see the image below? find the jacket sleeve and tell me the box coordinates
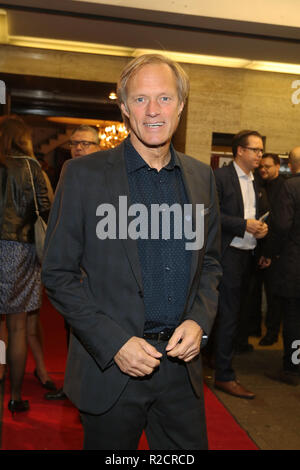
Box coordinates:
[41,161,132,371]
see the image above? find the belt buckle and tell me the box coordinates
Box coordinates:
[158,329,172,341]
[157,331,166,341]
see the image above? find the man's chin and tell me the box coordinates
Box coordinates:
[130,133,170,149]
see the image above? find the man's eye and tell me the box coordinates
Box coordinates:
[136,97,144,103]
[161,96,170,102]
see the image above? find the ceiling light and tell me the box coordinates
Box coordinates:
[245,61,300,75]
[45,116,128,150]
[4,35,300,76]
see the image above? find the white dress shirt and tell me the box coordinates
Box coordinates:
[230,161,257,250]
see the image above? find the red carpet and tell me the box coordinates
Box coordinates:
[1,293,258,450]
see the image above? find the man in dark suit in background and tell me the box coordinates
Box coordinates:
[214,130,269,399]
[42,54,222,450]
[69,125,100,159]
[267,147,300,385]
[256,153,285,346]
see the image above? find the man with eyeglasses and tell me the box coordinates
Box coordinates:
[254,154,285,347]
[69,125,100,159]
[213,130,269,399]
[266,147,300,385]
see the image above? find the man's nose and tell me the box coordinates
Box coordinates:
[146,99,160,116]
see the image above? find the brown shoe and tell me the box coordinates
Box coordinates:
[214,380,256,399]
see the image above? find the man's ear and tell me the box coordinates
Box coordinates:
[236,145,243,158]
[178,102,184,117]
[121,102,129,119]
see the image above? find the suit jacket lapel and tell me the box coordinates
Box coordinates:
[105,142,143,291]
[176,151,202,291]
[229,161,244,216]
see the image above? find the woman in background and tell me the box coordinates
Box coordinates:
[0,115,55,414]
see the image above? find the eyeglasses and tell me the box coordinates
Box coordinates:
[69,140,98,148]
[241,146,264,155]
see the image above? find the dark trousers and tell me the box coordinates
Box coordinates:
[81,340,207,450]
[281,297,300,373]
[247,259,282,339]
[215,247,255,382]
[264,262,282,338]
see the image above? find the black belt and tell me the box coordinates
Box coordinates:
[143,328,175,341]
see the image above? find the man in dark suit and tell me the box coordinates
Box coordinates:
[213,130,269,399]
[42,54,222,450]
[256,153,285,346]
[267,147,300,385]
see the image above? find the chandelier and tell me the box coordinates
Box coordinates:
[98,123,129,149]
[46,117,129,151]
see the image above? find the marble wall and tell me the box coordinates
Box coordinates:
[1,44,300,164]
[183,62,300,163]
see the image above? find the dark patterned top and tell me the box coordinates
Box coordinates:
[124,138,192,333]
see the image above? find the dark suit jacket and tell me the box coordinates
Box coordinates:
[41,140,222,414]
[271,173,300,298]
[214,161,269,257]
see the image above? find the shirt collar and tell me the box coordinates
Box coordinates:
[233,160,254,181]
[124,136,180,174]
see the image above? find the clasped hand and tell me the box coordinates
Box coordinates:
[114,320,203,377]
[246,219,268,239]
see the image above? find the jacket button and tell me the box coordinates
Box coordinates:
[138,290,144,298]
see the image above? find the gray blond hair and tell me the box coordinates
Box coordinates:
[71,125,100,145]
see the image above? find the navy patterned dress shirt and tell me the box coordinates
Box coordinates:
[124,137,192,333]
